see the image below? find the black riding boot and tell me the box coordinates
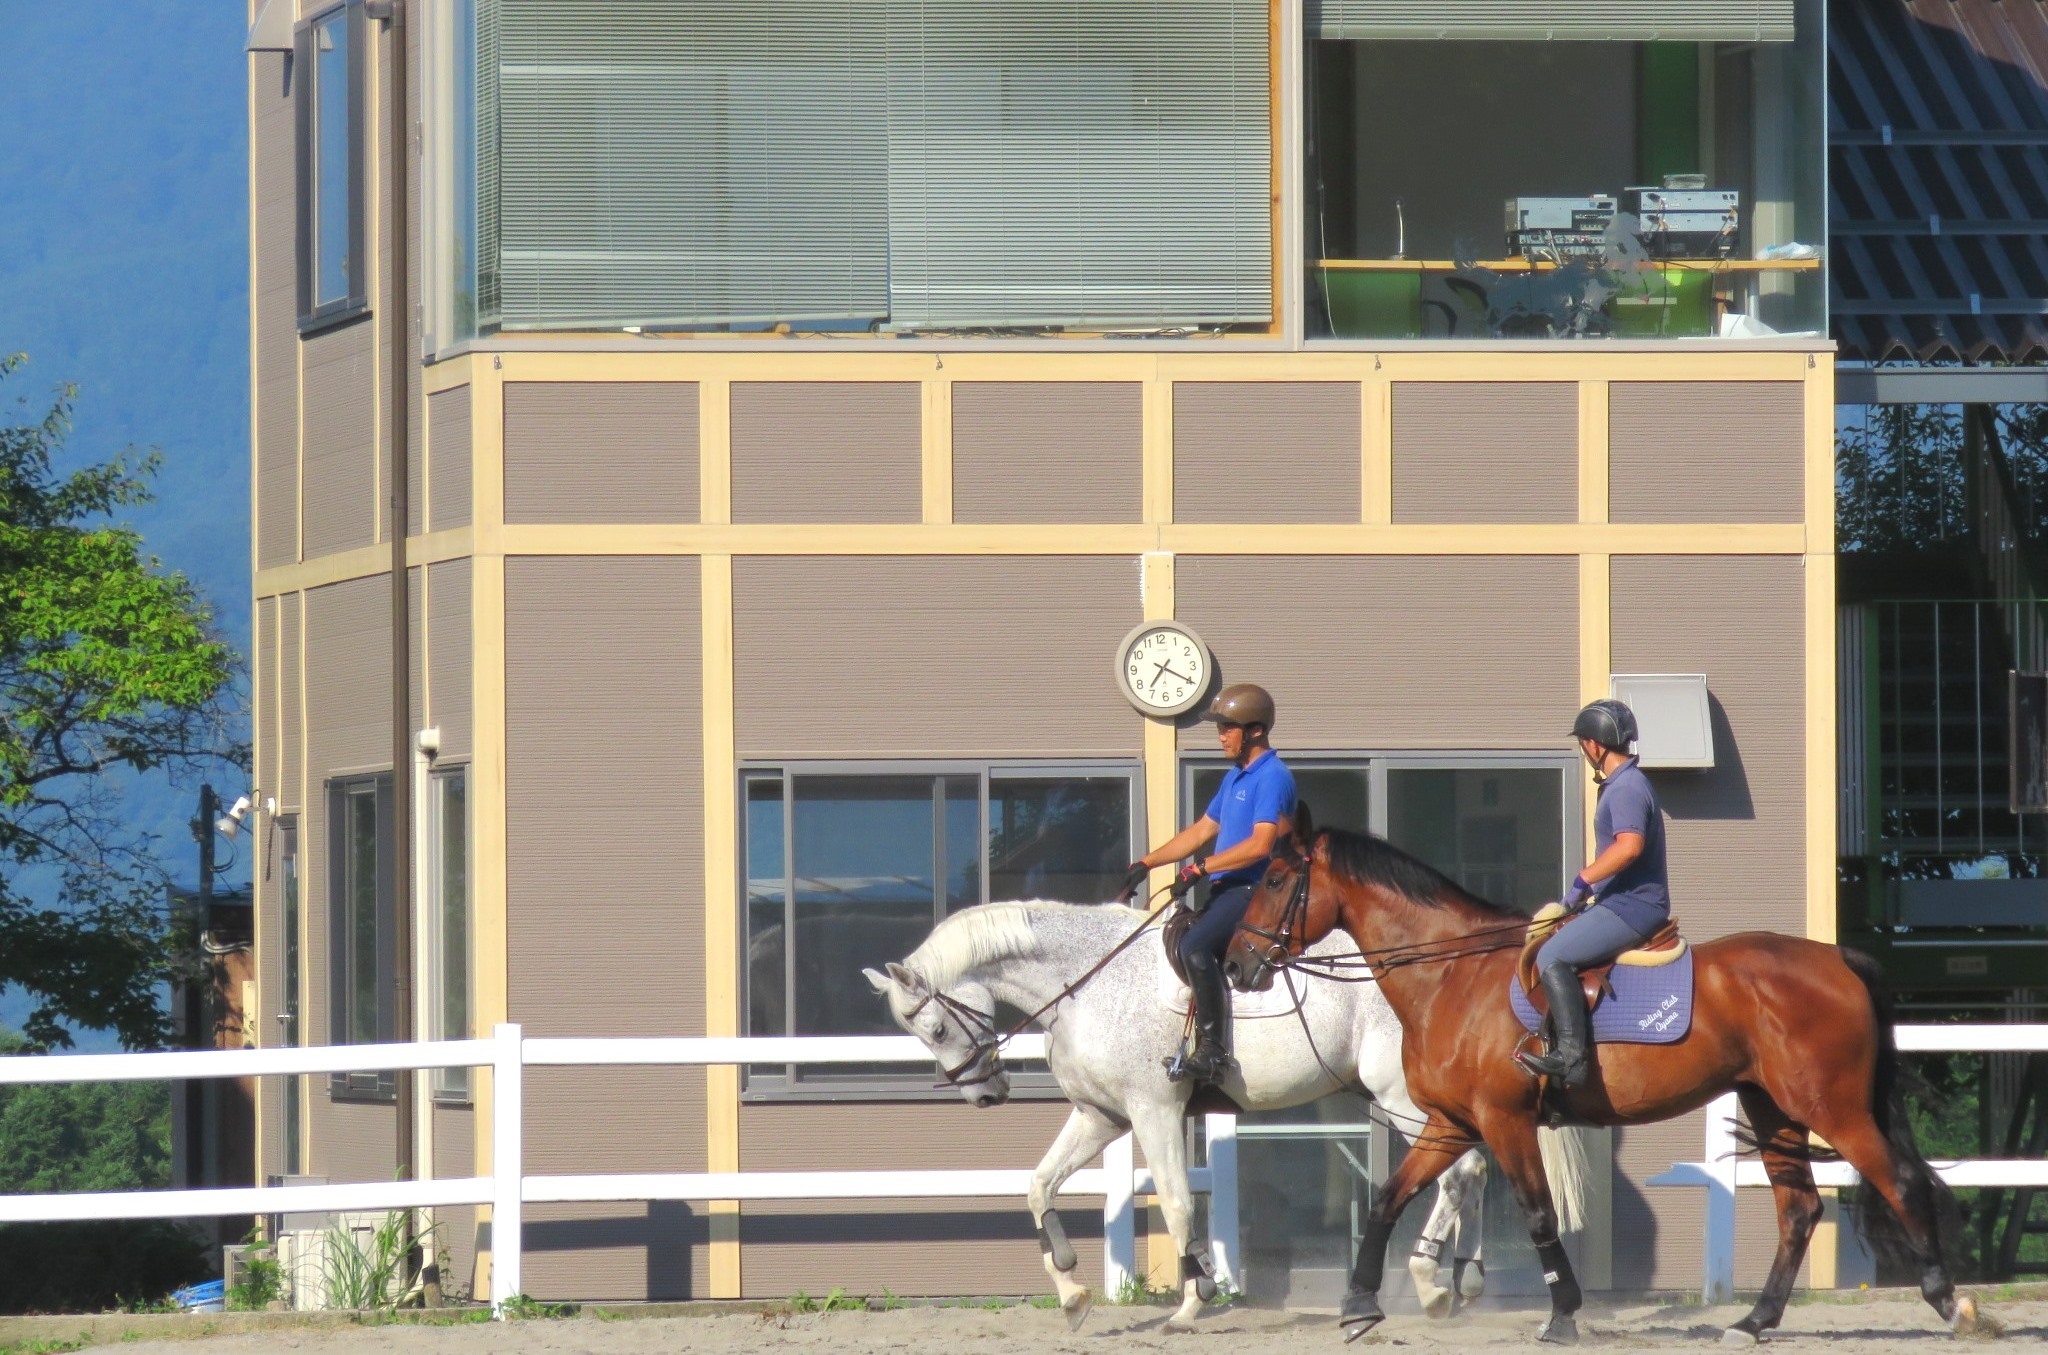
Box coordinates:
[1521,962,1592,1088]
[1168,956,1232,1085]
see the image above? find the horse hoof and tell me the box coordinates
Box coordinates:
[1418,1284,1454,1321]
[1063,1289,1093,1332]
[1339,1289,1384,1342]
[1949,1294,1982,1337]
[1167,1297,1205,1330]
[1536,1311,1579,1345]
[1456,1258,1486,1300]
[1720,1328,1759,1348]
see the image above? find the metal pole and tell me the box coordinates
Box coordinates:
[1204,1113,1240,1294]
[1102,1133,1136,1296]
[491,1023,524,1312]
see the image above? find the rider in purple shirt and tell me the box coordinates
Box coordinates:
[1519,699,1670,1089]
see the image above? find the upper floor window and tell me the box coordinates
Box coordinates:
[1306,0,1825,341]
[297,0,368,330]
[742,762,1142,1094]
[436,0,1272,345]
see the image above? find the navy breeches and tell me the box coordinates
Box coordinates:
[1179,882,1256,974]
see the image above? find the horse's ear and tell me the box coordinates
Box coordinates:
[1292,799,1316,845]
[863,967,892,995]
[885,961,926,994]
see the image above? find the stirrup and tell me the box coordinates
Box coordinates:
[1165,1046,1230,1084]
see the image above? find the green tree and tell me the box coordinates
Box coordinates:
[0,353,239,1050]
[0,1029,207,1311]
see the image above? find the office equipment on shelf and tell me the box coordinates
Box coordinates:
[1622,186,1740,259]
[1505,194,1618,235]
[1507,229,1609,262]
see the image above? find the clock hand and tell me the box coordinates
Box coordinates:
[1157,664,1196,686]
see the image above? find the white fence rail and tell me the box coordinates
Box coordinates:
[1649,1024,2048,1302]
[0,1026,1237,1310]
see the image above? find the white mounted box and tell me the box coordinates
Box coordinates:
[1610,673,1715,769]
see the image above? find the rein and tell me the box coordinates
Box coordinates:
[908,883,1180,1088]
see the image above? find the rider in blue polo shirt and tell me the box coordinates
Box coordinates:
[1520,698,1670,1089]
[1119,684,1296,1086]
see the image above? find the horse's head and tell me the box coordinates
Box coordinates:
[1224,829,1341,993]
[863,962,1012,1107]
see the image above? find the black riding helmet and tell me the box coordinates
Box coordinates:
[1572,698,1638,754]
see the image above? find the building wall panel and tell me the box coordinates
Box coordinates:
[504,382,697,525]
[952,382,1142,523]
[1173,383,1361,523]
[739,1100,1097,1297]
[255,597,284,1179]
[253,51,298,570]
[1175,556,1577,750]
[506,555,707,1299]
[1392,382,1577,523]
[730,382,921,523]
[301,325,377,559]
[428,385,472,531]
[733,556,1141,758]
[428,559,473,762]
[1609,555,1805,936]
[280,593,304,814]
[1608,382,1803,523]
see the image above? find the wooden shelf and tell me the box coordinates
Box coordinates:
[1316,257,1822,273]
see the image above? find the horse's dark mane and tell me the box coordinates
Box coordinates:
[1315,827,1523,919]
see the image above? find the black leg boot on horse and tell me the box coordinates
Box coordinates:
[1519,962,1592,1088]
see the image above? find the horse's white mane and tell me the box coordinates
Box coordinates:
[905,899,1147,991]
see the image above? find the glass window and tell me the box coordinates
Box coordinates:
[298,2,367,328]
[279,817,302,1175]
[743,762,1139,1094]
[429,768,471,1101]
[1306,0,1825,340]
[454,0,1271,339]
[1384,766,1567,914]
[328,774,394,1098]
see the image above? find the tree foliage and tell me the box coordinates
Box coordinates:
[1836,401,2048,555]
[0,1028,208,1311]
[0,354,240,1050]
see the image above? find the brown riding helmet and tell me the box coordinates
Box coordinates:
[1202,683,1276,731]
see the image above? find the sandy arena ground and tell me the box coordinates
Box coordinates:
[4,1291,2044,1355]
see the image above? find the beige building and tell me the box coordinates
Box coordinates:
[248,0,1836,1304]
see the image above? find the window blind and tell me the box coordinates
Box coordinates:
[884,0,1272,330]
[487,0,888,329]
[1307,1,1794,42]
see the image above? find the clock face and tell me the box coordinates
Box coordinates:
[1116,623,1212,717]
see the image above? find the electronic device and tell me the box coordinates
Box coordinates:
[1505,194,1617,235]
[1621,187,1739,259]
[1507,229,1609,262]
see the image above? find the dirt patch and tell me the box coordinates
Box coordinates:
[6,1289,2043,1355]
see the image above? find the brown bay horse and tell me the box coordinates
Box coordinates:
[1222,827,1982,1346]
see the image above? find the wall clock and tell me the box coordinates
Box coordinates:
[1114,621,1212,718]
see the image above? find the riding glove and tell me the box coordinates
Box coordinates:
[1562,872,1594,910]
[1118,861,1150,902]
[1171,860,1206,905]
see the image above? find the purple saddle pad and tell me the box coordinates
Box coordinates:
[1508,949,1694,1045]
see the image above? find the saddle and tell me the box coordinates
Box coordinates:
[1161,906,1196,985]
[1515,902,1685,1020]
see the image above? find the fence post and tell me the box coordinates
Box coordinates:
[1102,1132,1136,1296]
[1205,1113,1240,1294]
[1702,1092,1739,1305]
[491,1022,524,1314]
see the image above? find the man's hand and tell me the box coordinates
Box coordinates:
[1171,860,1206,902]
[1118,861,1151,902]
[1562,873,1594,910]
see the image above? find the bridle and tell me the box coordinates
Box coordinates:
[902,985,1009,1089]
[1235,838,1317,979]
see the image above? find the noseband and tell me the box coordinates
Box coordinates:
[903,986,1007,1089]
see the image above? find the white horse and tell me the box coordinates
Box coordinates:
[866,900,1588,1330]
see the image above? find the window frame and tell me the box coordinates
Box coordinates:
[427,764,473,1104]
[739,758,1145,1101]
[295,0,369,333]
[327,772,396,1101]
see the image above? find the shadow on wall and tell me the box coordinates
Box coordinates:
[1604,1136,1659,1293]
[518,1200,706,1300]
[1653,693,1754,823]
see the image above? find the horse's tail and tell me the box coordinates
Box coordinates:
[1841,947,1959,1274]
[1536,1125,1587,1237]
